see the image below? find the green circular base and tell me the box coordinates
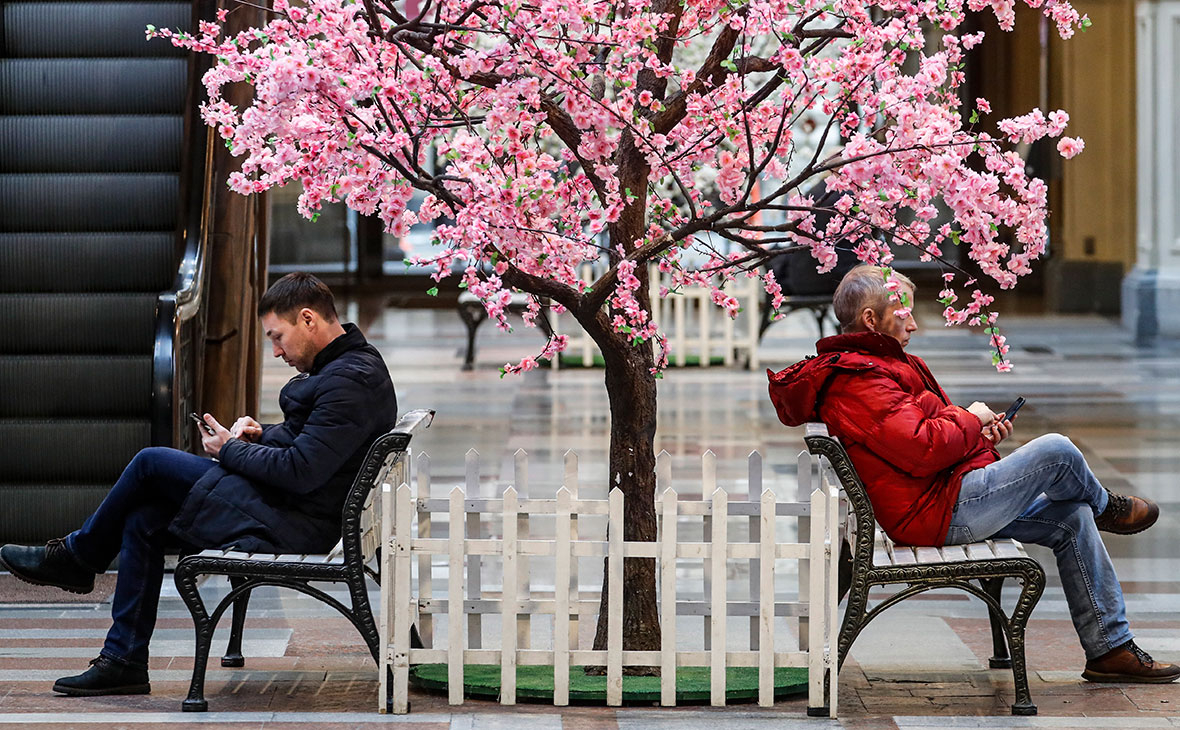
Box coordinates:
[409,664,808,703]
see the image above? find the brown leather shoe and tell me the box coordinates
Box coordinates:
[1083,640,1180,683]
[1094,491,1159,535]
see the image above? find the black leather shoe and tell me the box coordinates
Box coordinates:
[0,538,95,594]
[53,656,150,696]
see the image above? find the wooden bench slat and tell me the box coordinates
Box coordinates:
[938,545,970,562]
[990,539,1024,558]
[963,542,993,560]
[914,546,942,564]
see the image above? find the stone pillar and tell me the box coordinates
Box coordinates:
[1122,0,1180,341]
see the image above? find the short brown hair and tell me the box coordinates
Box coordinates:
[833,265,915,333]
[258,272,338,322]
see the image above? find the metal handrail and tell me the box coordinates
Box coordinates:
[151,0,217,448]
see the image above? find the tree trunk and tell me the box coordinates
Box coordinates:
[583,302,662,672]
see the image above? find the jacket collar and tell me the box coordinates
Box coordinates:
[816,330,907,360]
[309,323,366,375]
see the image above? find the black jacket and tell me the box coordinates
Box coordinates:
[169,324,397,553]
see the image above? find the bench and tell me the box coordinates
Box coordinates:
[803,423,1046,716]
[457,292,553,370]
[173,408,435,712]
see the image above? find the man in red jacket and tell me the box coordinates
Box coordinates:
[769,264,1177,683]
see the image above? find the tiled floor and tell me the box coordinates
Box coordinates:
[5,298,1180,728]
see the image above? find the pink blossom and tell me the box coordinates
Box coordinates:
[1056,136,1084,159]
[156,0,1085,376]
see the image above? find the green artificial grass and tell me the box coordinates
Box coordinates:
[558,353,727,368]
[409,664,808,703]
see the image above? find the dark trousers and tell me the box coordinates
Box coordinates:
[65,447,216,668]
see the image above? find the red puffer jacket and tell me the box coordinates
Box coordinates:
[767,331,998,546]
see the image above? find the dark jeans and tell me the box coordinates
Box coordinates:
[65,447,216,668]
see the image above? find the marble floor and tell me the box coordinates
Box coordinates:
[4,298,1180,728]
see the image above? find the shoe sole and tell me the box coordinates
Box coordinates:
[1097,502,1161,536]
[1082,669,1180,684]
[1097,512,1160,536]
[52,682,150,696]
[0,553,94,595]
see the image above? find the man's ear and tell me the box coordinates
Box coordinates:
[860,306,878,333]
[299,307,316,328]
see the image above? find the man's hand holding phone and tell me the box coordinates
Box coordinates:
[970,397,1023,444]
[191,413,231,457]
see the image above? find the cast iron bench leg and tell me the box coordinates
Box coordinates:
[175,563,212,712]
[980,577,1012,668]
[221,575,250,668]
[1007,566,1045,716]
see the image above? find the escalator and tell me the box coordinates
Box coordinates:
[0,1,211,543]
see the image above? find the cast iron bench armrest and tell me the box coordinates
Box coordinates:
[803,422,1046,717]
[173,408,435,713]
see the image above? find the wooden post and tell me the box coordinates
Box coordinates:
[554,487,572,706]
[198,1,270,442]
[448,487,465,706]
[722,301,735,366]
[673,293,687,366]
[564,451,579,651]
[514,449,530,651]
[747,278,760,369]
[709,488,727,707]
[417,452,433,647]
[501,487,518,705]
[700,292,712,368]
[758,488,776,707]
[797,450,812,652]
[826,483,840,717]
[391,484,413,714]
[702,450,715,651]
[660,488,678,707]
[465,449,482,649]
[807,487,826,713]
[378,482,393,713]
[747,451,761,650]
[606,488,624,706]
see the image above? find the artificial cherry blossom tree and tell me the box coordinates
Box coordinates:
[158,0,1087,657]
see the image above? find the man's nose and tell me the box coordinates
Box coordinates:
[272,343,283,358]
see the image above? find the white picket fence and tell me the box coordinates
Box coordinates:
[551,263,763,370]
[377,449,840,715]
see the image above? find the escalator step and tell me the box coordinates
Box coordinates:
[0,355,151,417]
[0,173,179,232]
[0,293,157,353]
[0,484,114,545]
[0,116,183,173]
[0,59,187,115]
[0,418,150,482]
[4,2,191,58]
[0,232,174,293]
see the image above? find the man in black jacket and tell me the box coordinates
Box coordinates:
[0,273,397,696]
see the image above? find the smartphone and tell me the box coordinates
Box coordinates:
[189,412,216,436]
[1000,397,1025,422]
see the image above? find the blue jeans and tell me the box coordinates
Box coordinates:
[944,433,1131,660]
[65,447,216,668]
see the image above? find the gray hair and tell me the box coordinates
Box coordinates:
[833,265,916,333]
